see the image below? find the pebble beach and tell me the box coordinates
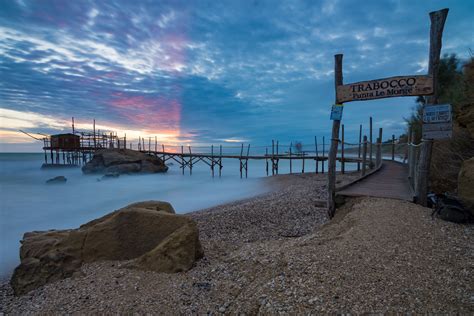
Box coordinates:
[1,172,472,314]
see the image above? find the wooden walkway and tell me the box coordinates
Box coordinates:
[337,161,413,201]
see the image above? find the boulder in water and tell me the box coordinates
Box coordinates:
[101,172,120,180]
[82,149,168,174]
[46,176,67,184]
[10,201,203,295]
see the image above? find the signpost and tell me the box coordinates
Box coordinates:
[327,8,448,216]
[336,75,433,103]
[422,104,452,140]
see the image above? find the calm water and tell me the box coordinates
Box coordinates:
[0,153,274,278]
[0,152,359,278]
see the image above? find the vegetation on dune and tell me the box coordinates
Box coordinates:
[405,53,474,194]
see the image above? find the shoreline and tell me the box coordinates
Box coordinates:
[1,171,471,314]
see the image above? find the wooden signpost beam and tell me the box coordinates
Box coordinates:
[327,54,343,218]
[416,8,449,206]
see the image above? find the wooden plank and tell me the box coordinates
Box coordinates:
[336,75,433,103]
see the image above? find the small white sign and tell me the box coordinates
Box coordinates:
[423,104,452,123]
[330,104,343,120]
[422,104,452,140]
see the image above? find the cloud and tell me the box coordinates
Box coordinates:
[0,0,473,151]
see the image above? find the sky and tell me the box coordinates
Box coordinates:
[0,0,473,152]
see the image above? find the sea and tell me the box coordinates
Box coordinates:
[0,152,355,279]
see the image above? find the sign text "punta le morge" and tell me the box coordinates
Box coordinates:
[336,75,433,103]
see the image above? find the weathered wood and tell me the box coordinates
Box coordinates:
[93,119,96,149]
[302,153,305,173]
[391,134,395,161]
[376,137,382,168]
[328,54,343,218]
[362,135,368,176]
[369,116,373,168]
[377,128,383,167]
[357,124,362,171]
[341,124,345,174]
[416,8,449,207]
[211,145,215,177]
[315,136,319,174]
[265,147,269,176]
[219,145,223,177]
[322,136,325,173]
[338,161,412,201]
[336,75,433,103]
[289,143,293,174]
[181,146,184,175]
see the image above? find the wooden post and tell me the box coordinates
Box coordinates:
[376,137,382,168]
[315,136,319,174]
[148,137,151,154]
[357,124,362,171]
[265,147,269,176]
[341,124,345,174]
[211,145,215,177]
[327,54,343,218]
[362,135,368,176]
[155,136,157,153]
[322,136,325,174]
[181,145,184,175]
[271,140,275,175]
[391,134,395,161]
[302,151,305,173]
[219,145,222,177]
[369,116,373,168]
[276,140,279,175]
[408,128,415,185]
[416,8,449,206]
[246,144,250,178]
[188,146,193,175]
[378,127,383,167]
[124,133,127,149]
[93,119,96,149]
[162,144,165,161]
[289,143,293,174]
[240,143,244,178]
[72,117,75,135]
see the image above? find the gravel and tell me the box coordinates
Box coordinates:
[1,172,472,314]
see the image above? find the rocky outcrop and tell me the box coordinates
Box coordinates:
[46,176,67,184]
[82,149,168,174]
[11,201,203,295]
[458,157,474,212]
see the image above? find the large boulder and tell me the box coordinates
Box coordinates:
[458,157,474,212]
[11,201,203,295]
[82,149,168,174]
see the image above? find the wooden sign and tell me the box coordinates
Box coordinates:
[336,75,433,103]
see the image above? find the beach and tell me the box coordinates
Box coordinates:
[1,171,472,314]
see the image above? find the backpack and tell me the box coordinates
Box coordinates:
[430,193,474,223]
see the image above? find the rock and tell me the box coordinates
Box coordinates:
[46,176,67,184]
[458,157,474,212]
[101,172,120,179]
[82,149,168,174]
[126,222,203,273]
[11,201,203,295]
